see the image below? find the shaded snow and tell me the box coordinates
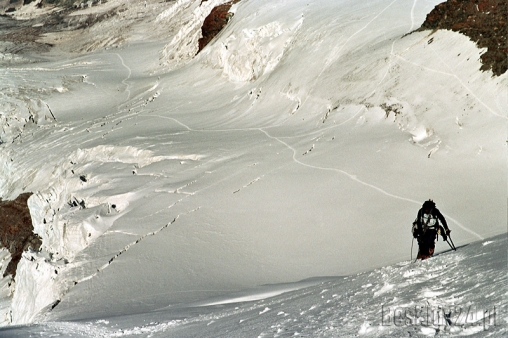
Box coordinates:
[0,234,505,337]
[0,0,506,331]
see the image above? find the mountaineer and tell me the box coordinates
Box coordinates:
[412,200,451,260]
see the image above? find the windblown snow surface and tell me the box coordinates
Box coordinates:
[0,235,505,337]
[0,0,506,336]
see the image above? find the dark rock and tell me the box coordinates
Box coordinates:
[0,193,42,278]
[0,1,119,56]
[419,0,507,76]
[197,0,240,54]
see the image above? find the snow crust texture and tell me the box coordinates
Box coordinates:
[0,0,506,330]
[0,234,505,337]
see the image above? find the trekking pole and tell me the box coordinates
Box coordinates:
[445,239,456,251]
[447,235,457,251]
[411,237,414,261]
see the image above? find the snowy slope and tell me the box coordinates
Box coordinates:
[0,0,506,329]
[0,234,505,337]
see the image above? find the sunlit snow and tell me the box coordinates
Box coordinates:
[0,0,506,336]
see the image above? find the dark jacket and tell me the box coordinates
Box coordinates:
[413,207,449,239]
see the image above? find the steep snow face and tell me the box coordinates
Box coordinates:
[0,234,505,337]
[203,10,304,81]
[11,255,60,324]
[0,0,506,326]
[160,0,234,69]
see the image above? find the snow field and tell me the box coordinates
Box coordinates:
[0,0,505,329]
[0,234,504,337]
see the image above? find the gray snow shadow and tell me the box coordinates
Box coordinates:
[0,234,505,337]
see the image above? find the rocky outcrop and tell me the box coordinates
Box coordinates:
[197,0,240,54]
[0,193,41,278]
[419,0,507,76]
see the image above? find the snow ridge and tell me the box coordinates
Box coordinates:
[1,234,505,337]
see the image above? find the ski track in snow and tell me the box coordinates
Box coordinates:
[370,40,397,98]
[258,128,419,205]
[0,0,503,328]
[0,50,156,313]
[427,43,506,120]
[113,53,132,102]
[302,0,400,109]
[258,129,482,241]
[140,111,483,241]
[324,0,400,69]
[394,54,505,120]
[408,0,418,33]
